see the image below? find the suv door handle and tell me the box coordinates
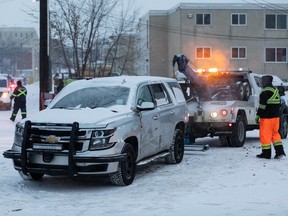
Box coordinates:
[170,110,175,114]
[153,116,159,120]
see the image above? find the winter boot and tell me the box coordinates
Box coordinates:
[256,149,271,159]
[274,145,286,159]
[10,117,15,122]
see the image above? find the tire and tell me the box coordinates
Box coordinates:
[243,82,251,101]
[219,136,231,147]
[165,129,184,164]
[234,82,245,101]
[279,113,287,139]
[30,173,44,180]
[110,143,136,186]
[18,171,44,180]
[230,116,246,147]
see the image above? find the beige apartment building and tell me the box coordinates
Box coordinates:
[138,3,288,80]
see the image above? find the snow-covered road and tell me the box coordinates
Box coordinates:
[1,83,288,216]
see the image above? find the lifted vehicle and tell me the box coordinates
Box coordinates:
[173,54,287,147]
[3,76,188,186]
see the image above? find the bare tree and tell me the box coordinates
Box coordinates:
[49,0,143,78]
[50,0,119,78]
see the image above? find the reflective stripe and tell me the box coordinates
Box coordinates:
[267,88,280,105]
[258,104,266,110]
[260,87,280,106]
[273,140,283,147]
[15,89,27,97]
[261,143,271,150]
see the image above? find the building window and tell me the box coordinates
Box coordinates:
[265,14,287,29]
[196,13,211,25]
[196,47,211,59]
[231,47,246,59]
[265,48,287,62]
[231,13,246,25]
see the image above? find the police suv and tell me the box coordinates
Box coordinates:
[3,76,188,186]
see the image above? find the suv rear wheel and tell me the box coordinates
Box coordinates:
[165,129,184,164]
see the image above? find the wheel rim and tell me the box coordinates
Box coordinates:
[123,152,134,179]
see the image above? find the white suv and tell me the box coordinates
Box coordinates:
[0,75,12,110]
[4,76,188,186]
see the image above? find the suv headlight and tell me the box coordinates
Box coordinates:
[89,128,116,150]
[1,91,9,98]
[14,123,24,147]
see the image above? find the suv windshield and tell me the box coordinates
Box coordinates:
[52,86,130,109]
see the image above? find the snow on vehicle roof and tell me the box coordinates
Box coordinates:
[65,75,176,89]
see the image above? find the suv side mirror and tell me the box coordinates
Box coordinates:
[136,101,155,111]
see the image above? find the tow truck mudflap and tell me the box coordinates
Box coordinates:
[3,121,127,177]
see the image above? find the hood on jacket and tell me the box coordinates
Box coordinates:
[261,75,273,88]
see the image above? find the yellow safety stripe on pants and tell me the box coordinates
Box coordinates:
[261,143,271,150]
[273,140,283,147]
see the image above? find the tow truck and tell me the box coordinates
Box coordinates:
[173,54,287,147]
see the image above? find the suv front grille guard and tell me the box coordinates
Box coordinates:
[21,121,80,176]
[3,121,128,177]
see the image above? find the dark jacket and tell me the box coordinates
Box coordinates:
[257,75,280,118]
[11,84,27,105]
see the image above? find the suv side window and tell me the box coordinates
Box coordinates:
[151,83,170,106]
[168,82,186,103]
[137,85,154,106]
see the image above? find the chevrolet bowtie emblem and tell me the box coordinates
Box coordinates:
[45,135,60,144]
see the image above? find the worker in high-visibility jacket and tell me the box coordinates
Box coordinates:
[255,75,286,159]
[10,80,27,121]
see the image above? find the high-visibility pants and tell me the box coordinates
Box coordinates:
[11,102,27,120]
[259,117,282,150]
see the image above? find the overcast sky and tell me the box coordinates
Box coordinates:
[0,0,287,30]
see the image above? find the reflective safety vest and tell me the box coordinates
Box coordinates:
[258,86,281,118]
[12,87,27,98]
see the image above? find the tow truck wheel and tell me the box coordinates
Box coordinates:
[234,82,245,101]
[110,143,136,186]
[230,116,246,147]
[279,113,287,139]
[243,82,251,101]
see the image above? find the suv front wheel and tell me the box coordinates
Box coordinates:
[110,143,136,186]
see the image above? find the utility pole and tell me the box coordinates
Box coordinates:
[39,0,51,110]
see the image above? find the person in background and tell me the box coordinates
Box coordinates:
[255,75,286,159]
[10,80,27,121]
[57,79,64,94]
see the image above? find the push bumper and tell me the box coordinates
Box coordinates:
[3,149,127,176]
